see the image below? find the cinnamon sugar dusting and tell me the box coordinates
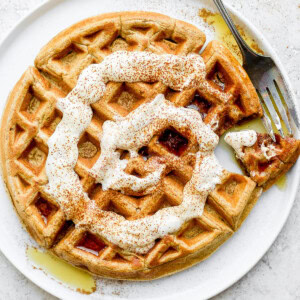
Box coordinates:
[90,95,219,195]
[225,130,278,161]
[225,130,257,159]
[78,141,98,158]
[45,50,225,253]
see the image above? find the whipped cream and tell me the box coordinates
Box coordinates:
[90,95,218,194]
[45,50,225,253]
[224,130,257,159]
[83,147,223,253]
[225,130,279,161]
[260,140,278,160]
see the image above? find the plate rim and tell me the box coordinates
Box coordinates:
[0,1,298,299]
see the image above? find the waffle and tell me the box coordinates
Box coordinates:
[1,12,263,280]
[227,132,300,190]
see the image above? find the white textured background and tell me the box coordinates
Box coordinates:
[0,0,299,299]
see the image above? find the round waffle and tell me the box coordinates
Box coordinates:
[1,12,263,280]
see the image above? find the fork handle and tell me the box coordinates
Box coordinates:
[213,0,260,65]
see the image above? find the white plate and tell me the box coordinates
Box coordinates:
[0,0,299,299]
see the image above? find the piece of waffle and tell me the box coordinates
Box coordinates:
[174,40,263,136]
[229,133,300,190]
[1,12,262,280]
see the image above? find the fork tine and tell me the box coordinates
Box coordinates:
[257,90,276,141]
[268,81,292,135]
[273,74,300,130]
[261,108,276,142]
[259,88,284,137]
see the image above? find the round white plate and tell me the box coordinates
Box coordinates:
[0,0,299,299]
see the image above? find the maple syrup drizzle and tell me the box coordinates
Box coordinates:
[76,232,106,256]
[27,247,96,294]
[186,93,213,120]
[35,198,57,223]
[158,127,188,156]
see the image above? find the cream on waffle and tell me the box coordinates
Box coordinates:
[225,130,300,190]
[1,12,264,280]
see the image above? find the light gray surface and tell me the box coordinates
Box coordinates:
[0,0,299,299]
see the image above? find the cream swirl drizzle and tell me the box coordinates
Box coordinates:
[89,95,219,194]
[224,130,257,159]
[225,130,278,160]
[45,51,225,253]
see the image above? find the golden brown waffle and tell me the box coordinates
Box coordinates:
[176,40,263,135]
[231,133,300,190]
[1,12,263,280]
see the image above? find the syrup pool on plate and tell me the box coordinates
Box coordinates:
[27,247,96,294]
[198,8,264,64]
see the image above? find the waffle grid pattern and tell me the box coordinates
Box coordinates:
[236,133,300,190]
[1,12,263,279]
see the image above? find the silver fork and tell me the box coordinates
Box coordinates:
[213,0,299,140]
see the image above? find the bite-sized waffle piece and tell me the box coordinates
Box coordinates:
[1,12,263,280]
[225,131,300,190]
